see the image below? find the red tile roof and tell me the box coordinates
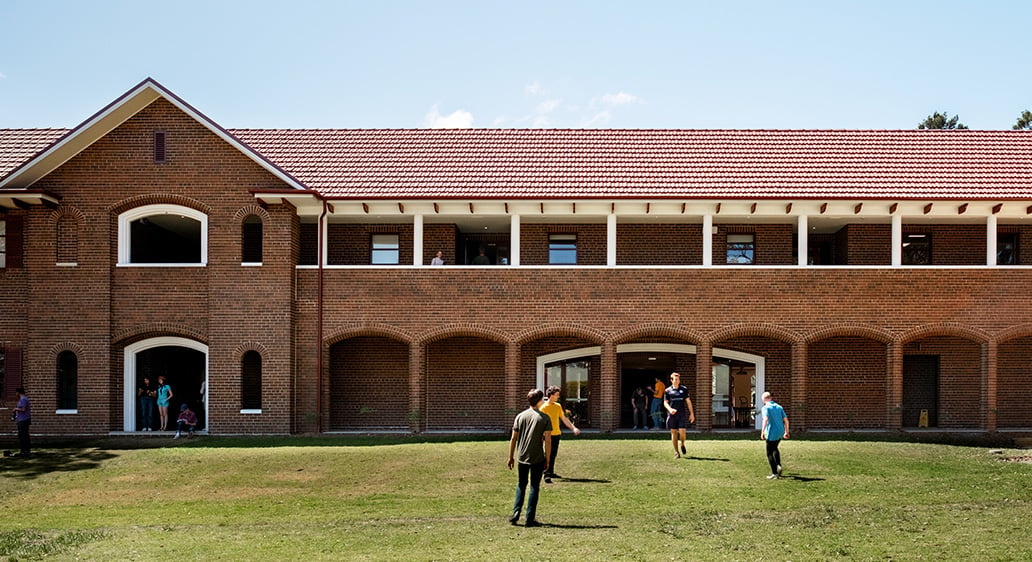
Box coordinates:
[4,128,1032,200]
[0,129,68,180]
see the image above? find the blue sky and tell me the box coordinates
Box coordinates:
[1,1,1030,130]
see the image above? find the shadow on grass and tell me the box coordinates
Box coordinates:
[683,456,731,462]
[527,523,618,529]
[553,477,611,483]
[0,449,118,481]
[783,475,824,482]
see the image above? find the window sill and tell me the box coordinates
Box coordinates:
[241,262,263,267]
[55,409,78,415]
[240,409,262,415]
[116,263,207,267]
[56,262,78,267]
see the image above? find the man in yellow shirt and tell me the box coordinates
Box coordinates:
[650,377,666,429]
[540,386,581,483]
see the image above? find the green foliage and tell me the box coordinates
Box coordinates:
[1014,110,1032,130]
[918,111,969,129]
[0,439,1030,559]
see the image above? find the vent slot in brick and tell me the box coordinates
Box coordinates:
[154,131,166,163]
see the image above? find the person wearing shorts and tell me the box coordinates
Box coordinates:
[663,372,695,459]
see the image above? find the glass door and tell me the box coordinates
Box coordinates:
[546,359,590,427]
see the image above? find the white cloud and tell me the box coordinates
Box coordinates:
[0,72,6,79]
[582,111,612,127]
[596,92,642,106]
[536,99,560,114]
[422,105,474,128]
[525,81,541,95]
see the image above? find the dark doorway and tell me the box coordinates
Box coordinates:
[902,355,939,427]
[136,346,206,431]
[457,233,510,265]
[620,353,676,428]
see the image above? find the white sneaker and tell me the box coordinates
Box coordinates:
[766,474,779,479]
[173,432,180,439]
[777,465,783,476]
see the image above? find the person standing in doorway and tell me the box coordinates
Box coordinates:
[507,388,552,527]
[156,376,173,431]
[137,377,156,431]
[663,372,695,459]
[649,377,666,429]
[761,391,789,479]
[14,388,31,458]
[631,387,648,429]
[431,250,445,265]
[472,248,490,265]
[540,386,580,483]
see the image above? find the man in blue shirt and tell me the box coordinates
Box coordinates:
[14,387,31,458]
[761,391,789,479]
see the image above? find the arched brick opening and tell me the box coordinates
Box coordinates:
[901,334,983,429]
[997,333,1032,428]
[807,335,888,429]
[328,335,410,431]
[425,335,506,430]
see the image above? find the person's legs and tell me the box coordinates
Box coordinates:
[650,399,662,428]
[511,462,530,521]
[141,398,154,430]
[670,429,680,457]
[546,435,561,476]
[17,420,30,456]
[525,461,545,523]
[766,439,781,475]
[678,428,687,454]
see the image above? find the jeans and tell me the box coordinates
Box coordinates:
[633,406,647,428]
[766,439,782,474]
[512,461,545,522]
[17,419,30,455]
[177,421,196,434]
[650,398,664,428]
[139,396,155,430]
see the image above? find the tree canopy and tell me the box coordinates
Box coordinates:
[1014,110,1032,130]
[918,112,968,130]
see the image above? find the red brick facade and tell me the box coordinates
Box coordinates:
[3,83,1032,438]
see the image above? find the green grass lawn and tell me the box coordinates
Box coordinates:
[1,435,1031,560]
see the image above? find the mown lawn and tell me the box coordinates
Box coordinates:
[1,435,1031,560]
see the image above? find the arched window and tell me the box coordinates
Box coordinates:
[241,215,263,264]
[241,350,262,412]
[57,350,78,411]
[117,204,207,265]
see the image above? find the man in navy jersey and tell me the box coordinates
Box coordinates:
[663,372,695,459]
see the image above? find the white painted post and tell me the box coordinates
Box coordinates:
[891,214,902,267]
[797,214,808,266]
[607,213,617,267]
[987,214,998,266]
[510,214,521,267]
[413,214,424,266]
[702,214,713,266]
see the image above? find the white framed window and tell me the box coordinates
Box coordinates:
[371,233,400,265]
[118,204,207,266]
[549,233,577,265]
[726,234,755,264]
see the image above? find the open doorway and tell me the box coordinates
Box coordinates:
[712,361,755,428]
[124,337,208,432]
[620,353,676,428]
[903,355,939,427]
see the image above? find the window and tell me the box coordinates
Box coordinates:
[0,215,24,269]
[0,345,22,405]
[726,234,755,264]
[370,234,400,265]
[57,351,78,411]
[902,233,931,265]
[241,350,262,411]
[118,204,207,265]
[998,233,1019,265]
[546,359,590,426]
[242,215,263,264]
[548,234,577,265]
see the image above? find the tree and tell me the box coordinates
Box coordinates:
[1013,110,1032,130]
[918,112,968,130]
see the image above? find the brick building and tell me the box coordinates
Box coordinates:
[2,78,1031,436]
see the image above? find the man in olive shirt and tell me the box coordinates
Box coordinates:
[507,389,552,527]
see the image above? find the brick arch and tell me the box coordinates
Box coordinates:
[899,323,991,345]
[232,341,271,361]
[48,205,86,226]
[232,204,271,223]
[49,341,87,364]
[324,323,414,347]
[804,324,895,345]
[706,323,801,345]
[612,323,706,346]
[108,194,212,216]
[419,323,512,346]
[994,323,1032,345]
[515,323,606,346]
[112,323,208,348]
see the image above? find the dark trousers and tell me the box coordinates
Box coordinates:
[17,419,30,455]
[512,461,545,522]
[546,435,561,475]
[633,407,647,428]
[766,439,781,474]
[139,397,155,430]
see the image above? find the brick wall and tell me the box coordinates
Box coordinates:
[807,337,887,428]
[328,336,409,430]
[426,336,506,429]
[998,336,1032,427]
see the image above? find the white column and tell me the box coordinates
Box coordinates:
[320,213,329,266]
[510,214,521,267]
[891,214,902,267]
[797,214,808,266]
[413,214,424,266]
[987,215,998,266]
[607,213,617,267]
[702,214,713,266]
